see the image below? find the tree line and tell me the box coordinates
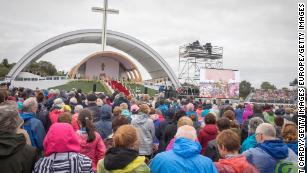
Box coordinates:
[0,58,66,78]
[239,79,297,100]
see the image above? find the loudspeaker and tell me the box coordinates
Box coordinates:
[93,84,97,92]
[144,87,148,94]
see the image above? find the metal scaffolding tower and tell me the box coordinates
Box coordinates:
[178,41,223,85]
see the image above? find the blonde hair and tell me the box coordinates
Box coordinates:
[139,104,150,114]
[177,116,193,128]
[120,103,128,109]
[114,125,138,148]
[113,106,122,116]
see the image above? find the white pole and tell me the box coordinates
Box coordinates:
[102,0,108,51]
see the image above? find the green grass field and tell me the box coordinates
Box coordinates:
[124,83,158,97]
[50,80,157,96]
[49,80,111,94]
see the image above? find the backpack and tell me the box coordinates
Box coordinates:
[36,103,51,131]
[274,160,299,173]
[158,104,168,117]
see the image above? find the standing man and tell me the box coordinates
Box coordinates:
[20,97,46,152]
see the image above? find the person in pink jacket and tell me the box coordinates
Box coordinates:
[33,123,93,172]
[165,116,194,151]
[76,109,106,171]
[243,104,253,123]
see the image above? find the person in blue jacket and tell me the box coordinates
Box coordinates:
[94,104,113,139]
[243,123,297,173]
[149,125,218,173]
[235,104,243,125]
[20,97,46,152]
[240,117,264,153]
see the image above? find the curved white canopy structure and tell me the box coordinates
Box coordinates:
[7,29,180,88]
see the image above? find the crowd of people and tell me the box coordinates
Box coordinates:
[0,85,301,173]
[249,89,296,104]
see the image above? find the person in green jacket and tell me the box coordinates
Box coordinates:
[97,125,150,173]
[263,111,275,124]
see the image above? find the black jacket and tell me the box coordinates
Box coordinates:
[36,103,51,132]
[157,118,177,152]
[86,103,102,123]
[113,97,130,109]
[0,131,38,173]
[204,139,220,162]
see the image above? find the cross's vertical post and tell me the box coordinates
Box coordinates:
[102,0,108,51]
[92,0,119,51]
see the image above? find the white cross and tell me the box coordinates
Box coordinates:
[92,0,119,51]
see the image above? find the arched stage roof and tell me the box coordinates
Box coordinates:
[69,51,143,82]
[7,29,180,88]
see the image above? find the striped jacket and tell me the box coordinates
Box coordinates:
[33,152,94,173]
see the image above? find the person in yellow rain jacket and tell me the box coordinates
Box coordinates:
[97,125,150,173]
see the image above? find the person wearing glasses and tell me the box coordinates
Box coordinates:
[242,123,297,173]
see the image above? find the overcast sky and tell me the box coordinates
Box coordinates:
[0,0,298,88]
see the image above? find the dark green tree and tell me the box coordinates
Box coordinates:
[55,70,67,76]
[282,87,289,90]
[1,59,9,68]
[0,64,9,77]
[290,78,298,86]
[0,59,14,77]
[260,81,276,90]
[239,80,252,99]
[25,61,57,76]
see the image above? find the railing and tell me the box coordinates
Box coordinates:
[13,76,68,81]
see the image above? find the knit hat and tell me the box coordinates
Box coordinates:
[121,109,131,118]
[62,105,72,112]
[87,93,97,102]
[0,105,21,132]
[53,98,64,109]
[130,104,139,112]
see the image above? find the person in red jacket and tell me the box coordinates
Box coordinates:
[198,113,218,154]
[76,109,106,171]
[49,98,64,124]
[214,130,259,173]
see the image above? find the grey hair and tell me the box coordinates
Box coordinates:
[249,117,264,134]
[23,97,38,112]
[74,105,83,113]
[255,123,276,138]
[175,125,197,141]
[0,104,21,132]
[54,89,60,96]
